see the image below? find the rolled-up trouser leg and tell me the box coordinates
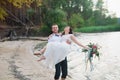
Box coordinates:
[54,62,61,79]
[61,58,68,79]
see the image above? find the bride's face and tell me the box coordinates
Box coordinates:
[64,27,70,34]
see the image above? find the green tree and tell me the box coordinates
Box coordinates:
[43,9,67,30]
[0,0,118,33]
[0,0,42,20]
[69,14,84,28]
[93,0,109,25]
[81,0,93,20]
[0,7,8,20]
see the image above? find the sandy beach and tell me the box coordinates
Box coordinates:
[0,40,55,80]
[0,32,120,80]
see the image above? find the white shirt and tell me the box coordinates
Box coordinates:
[48,34,61,42]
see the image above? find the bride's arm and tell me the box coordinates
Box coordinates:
[70,34,88,49]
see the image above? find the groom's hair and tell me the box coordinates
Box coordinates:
[51,24,58,28]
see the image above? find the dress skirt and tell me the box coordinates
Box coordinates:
[43,42,70,68]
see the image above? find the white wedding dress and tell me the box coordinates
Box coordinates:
[43,34,72,68]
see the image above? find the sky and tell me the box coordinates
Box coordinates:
[93,0,120,17]
[104,0,120,17]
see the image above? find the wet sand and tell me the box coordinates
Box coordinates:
[0,41,54,80]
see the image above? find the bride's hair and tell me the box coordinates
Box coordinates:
[62,26,73,35]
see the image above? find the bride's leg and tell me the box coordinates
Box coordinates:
[37,55,46,61]
[34,46,46,55]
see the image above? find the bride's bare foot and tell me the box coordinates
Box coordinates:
[37,56,46,62]
[34,50,43,55]
[34,53,41,55]
[34,48,45,55]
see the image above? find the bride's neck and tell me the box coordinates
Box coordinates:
[65,32,69,35]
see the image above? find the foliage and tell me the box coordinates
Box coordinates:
[69,14,84,28]
[92,0,117,26]
[0,0,119,36]
[82,42,101,71]
[85,16,95,26]
[75,25,120,33]
[39,25,51,36]
[0,7,8,20]
[26,8,35,20]
[105,16,117,25]
[43,9,67,31]
[29,25,51,36]
[82,43,100,58]
[8,0,42,8]
[0,0,42,20]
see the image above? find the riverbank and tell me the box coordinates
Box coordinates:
[0,32,120,80]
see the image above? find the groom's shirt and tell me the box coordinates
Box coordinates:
[48,33,61,42]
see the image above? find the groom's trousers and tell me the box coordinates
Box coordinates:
[54,58,68,79]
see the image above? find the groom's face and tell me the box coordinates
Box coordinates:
[52,25,59,33]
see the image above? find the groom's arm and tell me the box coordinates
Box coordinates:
[48,34,52,39]
[48,34,53,42]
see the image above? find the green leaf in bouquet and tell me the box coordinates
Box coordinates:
[96,52,99,57]
[82,49,88,52]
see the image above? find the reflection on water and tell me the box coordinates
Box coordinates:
[68,32,120,80]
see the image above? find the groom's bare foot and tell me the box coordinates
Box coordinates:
[37,56,46,62]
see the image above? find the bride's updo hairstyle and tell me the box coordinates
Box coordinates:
[62,26,73,35]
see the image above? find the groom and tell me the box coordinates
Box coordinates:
[48,24,68,80]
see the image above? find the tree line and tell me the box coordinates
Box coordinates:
[0,0,117,35]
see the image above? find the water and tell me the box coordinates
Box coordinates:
[67,32,120,80]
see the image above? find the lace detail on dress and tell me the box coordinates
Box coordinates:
[61,34,72,43]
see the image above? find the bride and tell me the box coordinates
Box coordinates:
[35,26,88,67]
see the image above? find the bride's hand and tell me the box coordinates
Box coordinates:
[84,46,90,50]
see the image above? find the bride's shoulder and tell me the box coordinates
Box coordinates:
[69,34,76,39]
[69,34,74,36]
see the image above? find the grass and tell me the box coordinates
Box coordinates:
[75,25,120,33]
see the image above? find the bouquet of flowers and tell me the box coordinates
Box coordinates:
[82,43,101,71]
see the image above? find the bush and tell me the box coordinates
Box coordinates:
[69,14,84,29]
[29,25,51,36]
[75,25,120,33]
[44,9,67,31]
[39,25,51,36]
[27,8,35,19]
